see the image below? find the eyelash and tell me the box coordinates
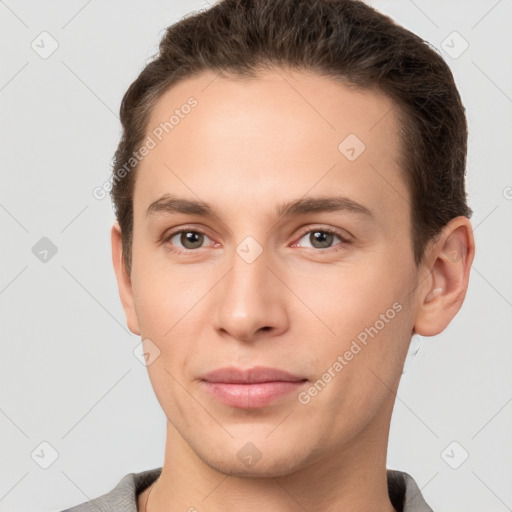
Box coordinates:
[164,226,351,255]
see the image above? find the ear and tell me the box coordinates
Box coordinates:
[111,222,140,335]
[413,216,475,337]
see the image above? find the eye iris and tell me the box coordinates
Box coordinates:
[310,231,333,248]
[181,231,203,249]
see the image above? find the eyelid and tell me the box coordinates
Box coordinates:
[294,225,352,242]
[163,224,210,239]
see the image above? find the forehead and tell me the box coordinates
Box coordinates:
[134,68,409,226]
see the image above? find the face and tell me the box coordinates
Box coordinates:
[116,68,426,477]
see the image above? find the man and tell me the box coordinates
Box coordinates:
[62,0,474,510]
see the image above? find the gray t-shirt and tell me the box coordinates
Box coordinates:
[60,467,433,512]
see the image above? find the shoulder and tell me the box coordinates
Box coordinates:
[387,469,434,512]
[58,467,162,512]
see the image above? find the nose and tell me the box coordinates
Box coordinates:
[213,247,289,344]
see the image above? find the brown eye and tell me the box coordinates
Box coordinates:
[309,231,335,249]
[167,230,211,252]
[295,228,349,250]
[180,231,204,249]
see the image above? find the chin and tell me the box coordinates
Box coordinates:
[190,435,318,479]
[203,454,305,479]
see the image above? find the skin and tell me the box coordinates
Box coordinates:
[111,68,475,512]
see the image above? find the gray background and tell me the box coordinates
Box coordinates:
[1,0,511,511]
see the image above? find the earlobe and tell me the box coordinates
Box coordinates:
[111,222,141,335]
[413,216,475,337]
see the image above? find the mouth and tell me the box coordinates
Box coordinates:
[200,366,308,409]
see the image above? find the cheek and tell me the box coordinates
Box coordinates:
[288,260,402,339]
[133,269,200,416]
[130,262,214,379]
[307,311,412,439]
[338,301,414,414]
[131,259,205,338]
[299,260,414,393]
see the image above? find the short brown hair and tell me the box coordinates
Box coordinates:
[111,0,472,275]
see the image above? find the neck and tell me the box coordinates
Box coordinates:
[142,394,397,512]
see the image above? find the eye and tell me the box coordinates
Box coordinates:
[165,229,213,253]
[164,226,351,255]
[293,227,351,251]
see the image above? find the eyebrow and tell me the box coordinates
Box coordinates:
[146,194,374,220]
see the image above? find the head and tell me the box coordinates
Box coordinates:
[111,0,474,478]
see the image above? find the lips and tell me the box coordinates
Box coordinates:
[201,366,306,384]
[200,366,308,409]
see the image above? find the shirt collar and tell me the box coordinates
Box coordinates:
[62,467,433,512]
